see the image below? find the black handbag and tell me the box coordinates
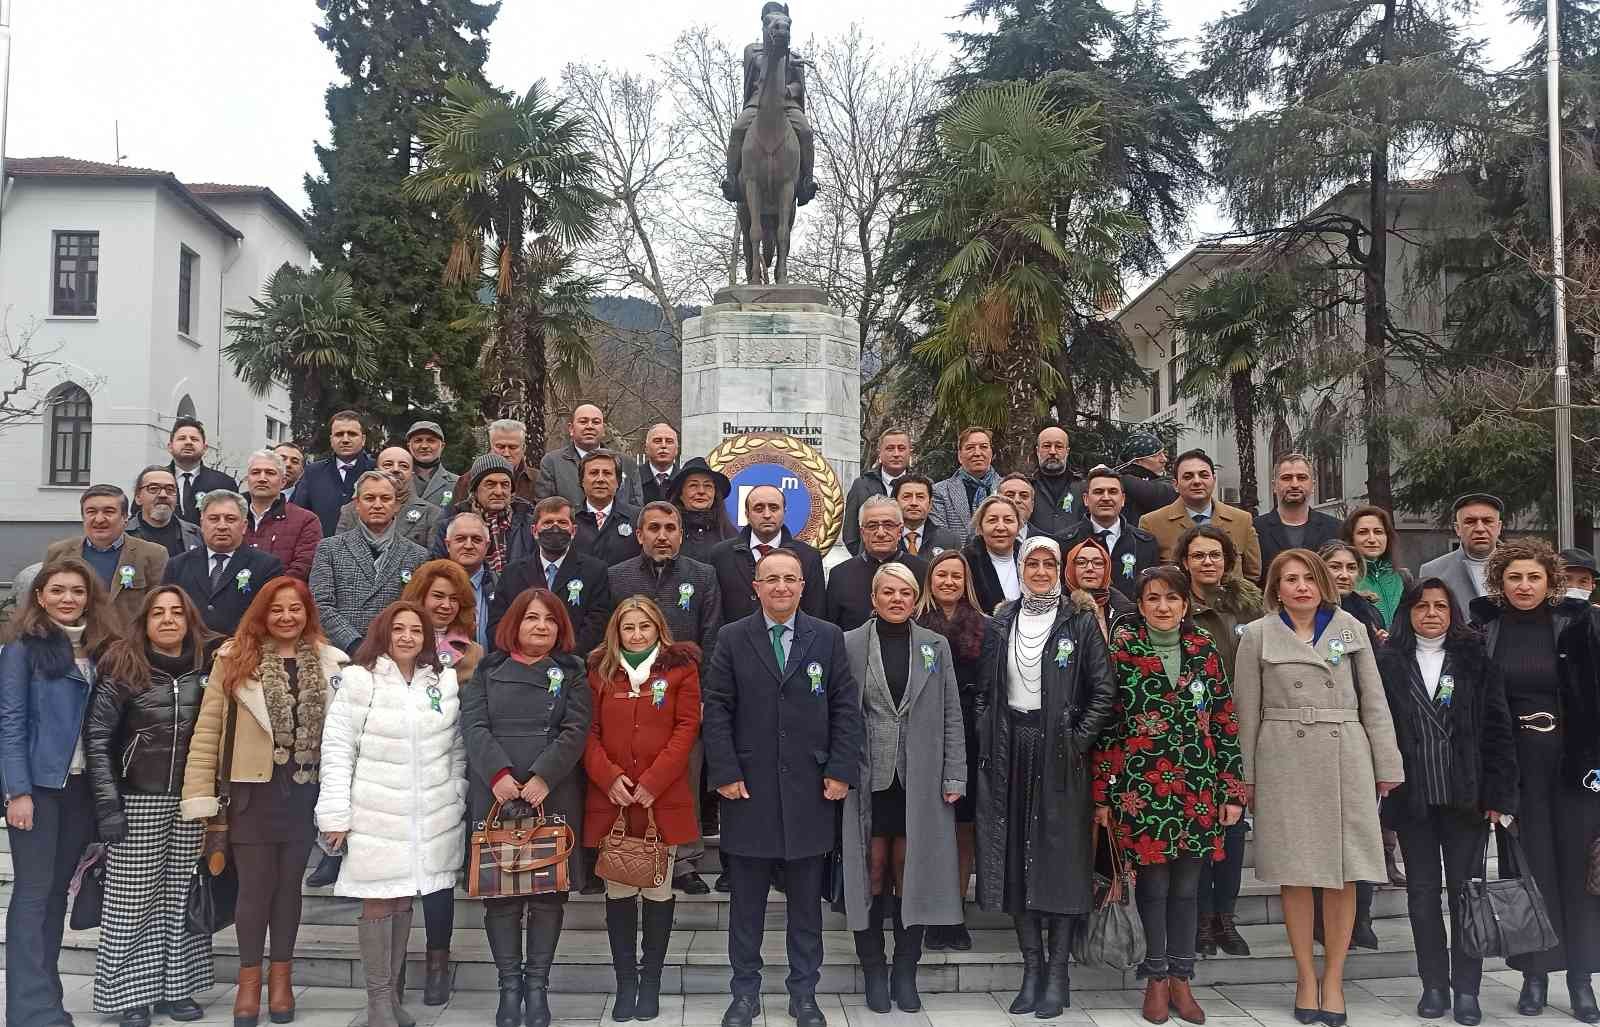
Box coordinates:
[1458,824,1560,959]
[68,844,106,931]
[184,857,239,935]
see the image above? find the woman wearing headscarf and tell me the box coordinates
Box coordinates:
[842,562,966,1015]
[975,536,1117,1020]
[916,551,990,952]
[1064,537,1135,642]
[666,458,737,564]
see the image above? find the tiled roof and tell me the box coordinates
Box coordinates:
[187,182,309,235]
[6,156,244,239]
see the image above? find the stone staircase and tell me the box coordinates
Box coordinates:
[0,828,1497,994]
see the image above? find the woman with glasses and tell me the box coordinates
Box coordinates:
[1063,538,1133,642]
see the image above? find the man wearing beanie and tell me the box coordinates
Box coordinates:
[431,453,538,572]
[407,420,460,509]
[1117,432,1177,523]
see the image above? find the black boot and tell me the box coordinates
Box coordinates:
[854,895,890,1014]
[1518,974,1548,1017]
[1009,913,1045,1014]
[1351,883,1378,950]
[523,901,565,1027]
[484,904,524,1027]
[890,898,924,1013]
[1417,987,1450,1019]
[1035,916,1073,1019]
[1570,977,1599,1024]
[606,899,639,1023]
[635,898,674,1022]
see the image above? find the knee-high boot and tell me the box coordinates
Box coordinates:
[854,894,890,1014]
[484,902,525,1027]
[890,897,924,1013]
[389,906,417,1027]
[635,898,674,1022]
[357,910,400,1027]
[606,898,639,1023]
[1035,916,1073,1019]
[524,902,565,1027]
[1009,913,1045,1014]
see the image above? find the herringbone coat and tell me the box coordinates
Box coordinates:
[309,531,430,653]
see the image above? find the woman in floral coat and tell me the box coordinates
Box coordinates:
[1093,566,1246,1026]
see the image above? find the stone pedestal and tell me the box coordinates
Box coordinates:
[681,286,861,489]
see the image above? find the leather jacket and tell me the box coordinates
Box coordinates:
[86,653,210,839]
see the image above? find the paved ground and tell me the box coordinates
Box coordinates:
[27,972,1598,1027]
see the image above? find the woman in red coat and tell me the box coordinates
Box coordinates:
[584,597,702,1023]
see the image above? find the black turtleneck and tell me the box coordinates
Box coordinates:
[877,617,912,706]
[147,641,198,679]
[1497,604,1560,716]
[136,516,188,557]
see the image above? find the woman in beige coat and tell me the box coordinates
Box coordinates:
[1233,550,1403,1027]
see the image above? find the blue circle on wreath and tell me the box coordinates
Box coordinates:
[726,463,814,539]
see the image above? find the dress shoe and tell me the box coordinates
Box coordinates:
[1453,993,1482,1026]
[1417,988,1451,1019]
[714,875,732,893]
[788,995,827,1027]
[720,996,760,1027]
[120,1007,152,1027]
[946,923,973,951]
[1294,982,1321,1025]
[1350,917,1379,951]
[924,925,950,951]
[1317,1011,1347,1026]
[163,1000,205,1022]
[1570,979,1600,1025]
[1141,979,1171,1024]
[674,874,711,895]
[1519,974,1548,1016]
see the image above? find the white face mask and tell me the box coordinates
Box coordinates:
[1567,587,1594,602]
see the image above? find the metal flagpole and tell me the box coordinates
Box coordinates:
[0,0,13,254]
[1549,0,1576,549]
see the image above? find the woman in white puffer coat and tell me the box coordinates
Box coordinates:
[316,600,467,1027]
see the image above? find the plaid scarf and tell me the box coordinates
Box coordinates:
[476,502,514,572]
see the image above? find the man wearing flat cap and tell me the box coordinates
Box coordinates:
[407,420,459,509]
[1117,432,1177,523]
[1420,493,1504,612]
[1561,548,1599,605]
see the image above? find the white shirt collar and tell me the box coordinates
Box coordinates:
[205,547,236,565]
[588,502,613,518]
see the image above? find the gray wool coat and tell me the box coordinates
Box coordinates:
[840,619,967,930]
[1232,608,1405,888]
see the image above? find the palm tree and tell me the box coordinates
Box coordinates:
[404,76,609,450]
[224,263,384,443]
[901,82,1141,469]
[1169,268,1306,512]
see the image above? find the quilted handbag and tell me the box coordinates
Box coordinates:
[467,800,576,898]
[68,844,106,931]
[1072,822,1146,972]
[595,807,671,890]
[1459,825,1559,959]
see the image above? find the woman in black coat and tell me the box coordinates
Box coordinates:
[1470,539,1600,1022]
[975,537,1117,1020]
[85,587,218,1027]
[667,459,737,564]
[462,588,593,1027]
[1377,579,1517,1026]
[963,496,1023,616]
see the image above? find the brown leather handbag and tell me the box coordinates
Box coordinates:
[467,801,575,898]
[595,807,671,890]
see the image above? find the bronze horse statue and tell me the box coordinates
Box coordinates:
[738,8,801,285]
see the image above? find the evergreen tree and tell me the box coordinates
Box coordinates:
[1198,0,1494,511]
[303,0,499,459]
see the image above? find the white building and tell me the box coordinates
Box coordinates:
[0,156,302,579]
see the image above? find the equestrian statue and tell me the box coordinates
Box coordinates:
[721,1,816,285]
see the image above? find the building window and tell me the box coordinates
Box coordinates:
[176,394,197,419]
[52,231,99,316]
[1168,352,1181,406]
[266,416,286,443]
[1270,416,1292,468]
[1312,398,1343,503]
[1150,369,1162,415]
[178,247,198,335]
[47,383,93,486]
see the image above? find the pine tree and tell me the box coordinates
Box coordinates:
[303,0,499,459]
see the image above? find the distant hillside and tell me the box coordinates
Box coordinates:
[592,295,700,336]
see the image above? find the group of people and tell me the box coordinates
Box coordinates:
[4,409,1599,1027]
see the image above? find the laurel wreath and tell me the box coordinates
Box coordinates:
[707,432,845,552]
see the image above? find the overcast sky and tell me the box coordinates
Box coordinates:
[4,0,1536,259]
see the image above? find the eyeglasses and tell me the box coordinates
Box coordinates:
[141,484,178,496]
[756,575,803,586]
[1188,553,1225,564]
[1073,557,1107,569]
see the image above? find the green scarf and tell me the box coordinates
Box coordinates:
[1358,557,1405,625]
[622,645,657,669]
[1148,624,1182,685]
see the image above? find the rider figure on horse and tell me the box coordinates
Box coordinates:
[721,1,817,207]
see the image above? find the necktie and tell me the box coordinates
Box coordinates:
[1097,530,1112,548]
[594,510,607,531]
[182,472,195,515]
[339,463,351,485]
[756,543,772,559]
[210,552,229,590]
[545,562,558,589]
[1193,512,1210,524]
[769,623,787,672]
[906,531,920,556]
[657,472,669,488]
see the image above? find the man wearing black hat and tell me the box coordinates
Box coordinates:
[407,420,460,509]
[431,454,538,572]
[1419,493,1504,612]
[1561,548,1599,604]
[669,458,739,563]
[1118,432,1177,524]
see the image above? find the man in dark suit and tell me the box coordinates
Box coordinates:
[637,422,681,505]
[444,511,496,650]
[891,475,958,558]
[1029,425,1083,538]
[703,548,863,1027]
[535,404,642,508]
[842,428,912,555]
[825,496,928,632]
[292,409,375,537]
[1254,453,1342,574]
[709,485,825,623]
[1057,465,1160,595]
[572,450,643,566]
[491,497,613,655]
[162,490,284,635]
[166,416,237,524]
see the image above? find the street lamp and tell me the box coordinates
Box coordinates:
[1548,0,1576,549]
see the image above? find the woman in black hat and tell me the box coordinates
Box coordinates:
[668,458,737,564]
